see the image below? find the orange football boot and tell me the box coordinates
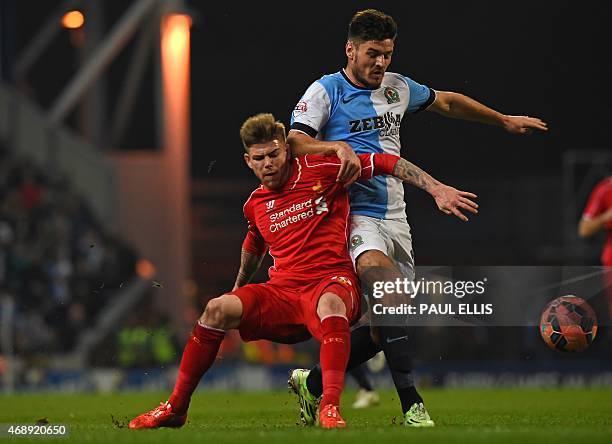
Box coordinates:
[318,404,347,429]
[128,401,187,429]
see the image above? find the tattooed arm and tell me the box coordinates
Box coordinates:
[392,157,442,193]
[232,249,265,291]
[392,157,479,222]
[237,200,266,290]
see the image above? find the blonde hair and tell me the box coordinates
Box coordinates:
[239,113,286,151]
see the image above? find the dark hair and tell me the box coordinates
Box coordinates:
[348,9,397,43]
[239,113,286,152]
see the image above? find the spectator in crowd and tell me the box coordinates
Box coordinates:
[0,145,137,357]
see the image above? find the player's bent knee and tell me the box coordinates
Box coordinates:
[317,292,347,319]
[355,250,397,276]
[201,298,225,328]
[356,250,403,293]
[201,294,243,330]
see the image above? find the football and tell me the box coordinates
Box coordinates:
[540,295,598,352]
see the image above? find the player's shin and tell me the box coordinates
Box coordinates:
[168,321,226,415]
[378,325,423,412]
[319,315,350,408]
[307,324,381,397]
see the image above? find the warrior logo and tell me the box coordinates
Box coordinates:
[314,196,328,215]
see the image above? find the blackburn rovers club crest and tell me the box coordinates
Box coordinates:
[350,234,364,251]
[384,86,400,104]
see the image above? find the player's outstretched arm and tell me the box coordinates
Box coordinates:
[428,91,548,135]
[578,208,612,238]
[391,157,479,222]
[287,130,361,186]
[232,249,265,291]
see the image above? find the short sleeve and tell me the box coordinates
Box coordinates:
[290,81,331,138]
[358,153,399,180]
[404,76,436,113]
[242,200,266,255]
[582,181,607,220]
[303,154,398,181]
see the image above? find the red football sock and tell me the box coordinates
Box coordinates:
[319,315,350,407]
[168,321,225,414]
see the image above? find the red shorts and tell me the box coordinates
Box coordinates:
[229,274,360,343]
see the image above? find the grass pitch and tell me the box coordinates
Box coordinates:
[2,388,611,443]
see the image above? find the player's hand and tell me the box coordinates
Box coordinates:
[335,142,361,187]
[503,115,548,134]
[602,207,612,223]
[430,184,478,222]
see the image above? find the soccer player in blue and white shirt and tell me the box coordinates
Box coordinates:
[288,9,548,427]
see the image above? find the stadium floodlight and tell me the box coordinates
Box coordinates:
[137,259,157,279]
[160,12,191,147]
[61,10,85,30]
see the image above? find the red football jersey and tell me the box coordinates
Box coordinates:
[242,153,398,285]
[582,177,612,266]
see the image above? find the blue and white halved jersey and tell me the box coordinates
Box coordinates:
[290,69,435,220]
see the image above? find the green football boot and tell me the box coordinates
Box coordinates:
[288,369,321,426]
[404,402,435,427]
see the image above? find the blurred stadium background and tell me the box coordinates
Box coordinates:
[0,0,610,395]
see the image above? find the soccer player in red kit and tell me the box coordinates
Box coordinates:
[580,177,612,266]
[579,176,612,317]
[128,113,477,430]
